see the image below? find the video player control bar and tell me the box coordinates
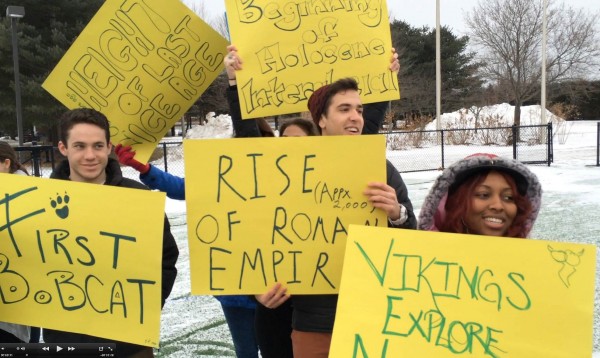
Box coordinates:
[0,343,116,357]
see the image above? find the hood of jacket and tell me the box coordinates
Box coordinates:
[418,154,542,237]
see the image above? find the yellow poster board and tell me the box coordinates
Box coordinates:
[225,0,399,118]
[184,135,387,294]
[330,225,597,357]
[0,174,166,347]
[42,0,229,163]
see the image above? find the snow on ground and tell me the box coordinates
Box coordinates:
[129,105,600,357]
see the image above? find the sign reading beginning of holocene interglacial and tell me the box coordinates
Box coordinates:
[225,0,400,119]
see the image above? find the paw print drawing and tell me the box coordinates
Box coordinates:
[50,192,70,219]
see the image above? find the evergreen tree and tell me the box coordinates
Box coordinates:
[0,0,103,142]
[390,20,482,122]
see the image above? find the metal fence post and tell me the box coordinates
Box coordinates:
[162,142,168,173]
[597,122,599,167]
[547,122,553,166]
[440,129,445,169]
[31,141,41,176]
[512,125,517,159]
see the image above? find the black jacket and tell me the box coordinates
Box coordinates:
[227,85,416,334]
[291,160,416,332]
[227,85,262,138]
[44,159,179,357]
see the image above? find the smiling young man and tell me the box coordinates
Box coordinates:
[288,77,417,358]
[46,108,179,358]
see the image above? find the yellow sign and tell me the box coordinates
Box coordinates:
[184,135,387,294]
[225,0,399,118]
[0,174,166,347]
[330,225,597,357]
[42,0,229,163]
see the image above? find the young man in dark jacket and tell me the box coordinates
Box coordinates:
[45,108,179,358]
[291,77,417,357]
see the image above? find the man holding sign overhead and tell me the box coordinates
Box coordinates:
[287,74,416,357]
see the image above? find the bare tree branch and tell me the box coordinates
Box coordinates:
[466,0,600,125]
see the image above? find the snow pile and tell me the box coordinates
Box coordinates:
[426,103,564,130]
[184,112,233,140]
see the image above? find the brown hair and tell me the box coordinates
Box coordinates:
[441,170,533,238]
[307,78,359,133]
[279,117,318,136]
[255,118,275,137]
[0,141,29,175]
[59,108,111,145]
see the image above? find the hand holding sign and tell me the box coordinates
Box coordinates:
[115,144,150,174]
[255,283,290,309]
[390,48,400,72]
[225,45,243,80]
[363,181,403,223]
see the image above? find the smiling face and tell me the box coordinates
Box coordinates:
[58,123,112,184]
[464,171,518,236]
[318,90,364,136]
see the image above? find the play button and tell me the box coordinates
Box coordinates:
[56,346,63,352]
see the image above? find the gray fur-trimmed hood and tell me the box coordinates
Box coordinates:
[418,153,542,236]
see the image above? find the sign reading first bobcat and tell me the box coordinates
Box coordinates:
[42,0,229,164]
[0,175,166,347]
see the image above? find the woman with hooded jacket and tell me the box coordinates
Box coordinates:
[418,153,542,238]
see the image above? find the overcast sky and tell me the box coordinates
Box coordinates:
[189,0,600,36]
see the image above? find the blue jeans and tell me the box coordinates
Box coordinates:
[220,304,259,358]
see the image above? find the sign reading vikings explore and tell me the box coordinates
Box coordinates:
[224,0,400,119]
[330,225,597,357]
[0,175,166,347]
[184,135,387,294]
[42,0,229,163]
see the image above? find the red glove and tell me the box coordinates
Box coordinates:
[114,144,150,174]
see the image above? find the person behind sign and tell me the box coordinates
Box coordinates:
[278,117,319,137]
[0,141,29,175]
[281,76,416,357]
[418,153,542,238]
[115,143,260,358]
[112,122,278,358]
[44,108,179,358]
[224,44,391,137]
[113,117,317,358]
[227,45,342,358]
[0,141,32,344]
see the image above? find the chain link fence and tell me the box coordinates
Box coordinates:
[384,123,553,172]
[12,124,553,178]
[596,122,600,167]
[13,144,55,177]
